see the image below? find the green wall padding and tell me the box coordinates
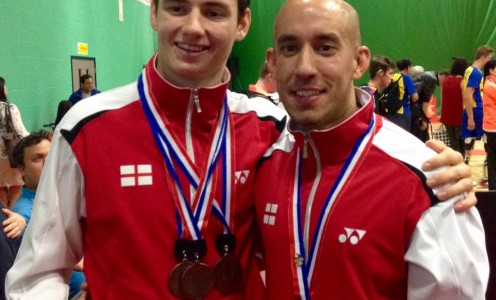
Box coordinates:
[2,0,496,129]
[0,0,156,131]
[230,0,496,94]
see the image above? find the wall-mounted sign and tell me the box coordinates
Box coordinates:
[119,0,124,22]
[77,42,88,55]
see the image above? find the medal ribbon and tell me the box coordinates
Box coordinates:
[290,115,376,299]
[138,71,234,240]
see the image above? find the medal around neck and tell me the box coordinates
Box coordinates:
[180,260,214,299]
[213,233,243,293]
[169,258,193,299]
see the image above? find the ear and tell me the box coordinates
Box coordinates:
[235,9,251,41]
[150,0,158,32]
[352,46,370,81]
[18,165,25,178]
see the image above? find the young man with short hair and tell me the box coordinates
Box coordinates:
[7,1,284,299]
[462,45,494,159]
[361,55,395,107]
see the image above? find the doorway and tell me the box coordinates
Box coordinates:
[71,56,97,93]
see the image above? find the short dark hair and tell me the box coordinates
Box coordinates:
[152,0,250,21]
[80,74,93,85]
[12,130,51,168]
[396,59,412,71]
[450,57,470,77]
[369,56,394,79]
[484,59,496,80]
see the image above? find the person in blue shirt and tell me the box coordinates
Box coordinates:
[68,74,100,105]
[11,131,85,299]
[389,58,419,132]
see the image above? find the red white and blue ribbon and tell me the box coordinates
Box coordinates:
[290,115,376,299]
[138,70,234,241]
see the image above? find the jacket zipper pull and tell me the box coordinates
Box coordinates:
[303,134,309,159]
[193,89,202,113]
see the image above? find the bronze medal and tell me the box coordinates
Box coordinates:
[180,261,214,299]
[213,254,243,293]
[169,260,193,299]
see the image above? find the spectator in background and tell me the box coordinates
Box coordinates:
[363,55,395,94]
[390,59,418,131]
[0,77,26,300]
[0,189,21,300]
[11,131,86,299]
[411,67,449,142]
[462,45,494,160]
[483,59,496,190]
[0,77,29,208]
[240,60,281,107]
[361,55,395,108]
[441,57,470,157]
[68,74,100,105]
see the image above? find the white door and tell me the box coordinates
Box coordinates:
[71,57,96,93]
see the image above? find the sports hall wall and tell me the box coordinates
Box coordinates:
[2,1,496,131]
[0,0,156,131]
[230,0,496,92]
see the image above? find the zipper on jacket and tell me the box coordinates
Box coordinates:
[303,134,309,159]
[193,89,202,113]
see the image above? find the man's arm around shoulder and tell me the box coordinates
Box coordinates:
[405,193,489,300]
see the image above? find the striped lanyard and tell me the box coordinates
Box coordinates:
[138,71,235,240]
[290,115,376,299]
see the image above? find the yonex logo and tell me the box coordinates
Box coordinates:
[338,228,366,245]
[235,170,250,184]
[263,203,278,226]
[120,165,153,187]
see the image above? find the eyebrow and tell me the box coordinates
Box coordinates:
[277,33,341,45]
[276,34,298,45]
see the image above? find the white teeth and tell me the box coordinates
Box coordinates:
[177,43,204,52]
[295,90,320,97]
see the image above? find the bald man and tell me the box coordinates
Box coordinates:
[255,0,488,299]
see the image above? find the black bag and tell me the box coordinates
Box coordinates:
[2,103,22,167]
[375,75,403,115]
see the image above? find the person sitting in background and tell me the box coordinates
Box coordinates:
[68,74,100,105]
[11,131,86,299]
[0,192,21,300]
[0,77,29,210]
[441,57,470,157]
[483,59,496,190]
[0,76,27,299]
[411,67,449,142]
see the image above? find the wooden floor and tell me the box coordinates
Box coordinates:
[468,139,489,192]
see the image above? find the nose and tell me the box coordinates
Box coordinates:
[182,8,205,37]
[294,45,317,80]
